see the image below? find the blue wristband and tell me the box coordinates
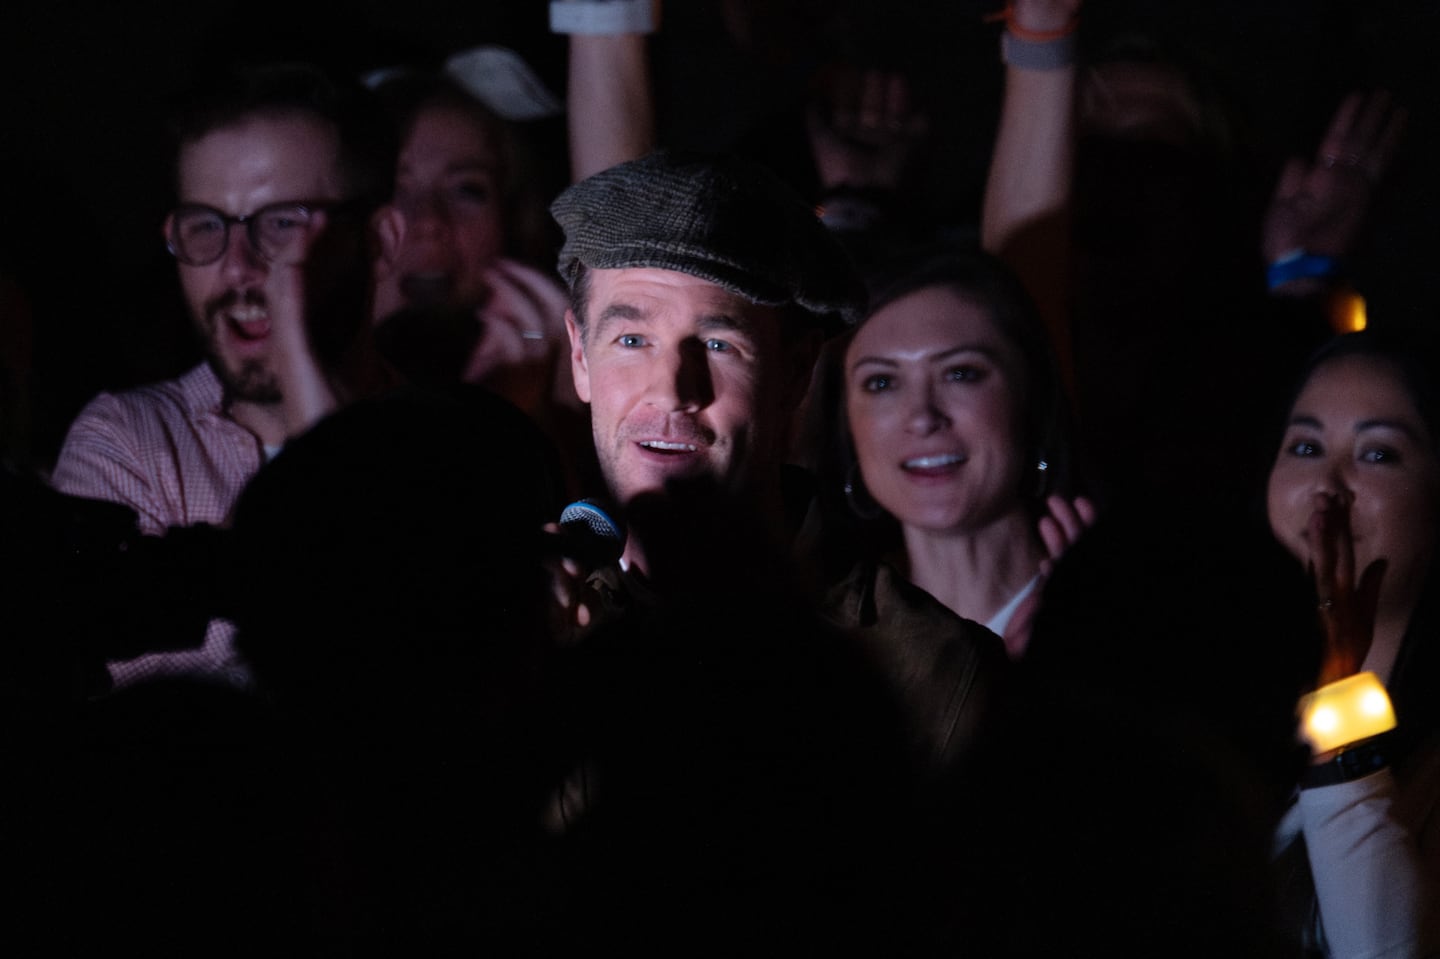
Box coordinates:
[1000,31,1076,70]
[1267,250,1339,291]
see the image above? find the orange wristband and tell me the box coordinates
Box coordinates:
[982,4,1079,42]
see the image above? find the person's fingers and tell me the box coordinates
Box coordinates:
[884,72,910,126]
[1356,557,1387,629]
[1316,91,1406,185]
[488,256,561,295]
[1046,494,1087,544]
[547,566,592,637]
[264,262,308,358]
[267,206,330,317]
[543,521,601,634]
[883,72,931,140]
[1370,101,1408,177]
[1037,515,1066,561]
[1321,91,1363,148]
[549,563,574,611]
[370,204,405,272]
[1331,500,1355,604]
[857,68,886,132]
[826,65,861,133]
[1349,90,1390,149]
[507,264,572,331]
[1037,494,1097,562]
[483,260,568,334]
[1310,505,1338,602]
[1272,157,1307,204]
[1310,505,1351,682]
[557,559,594,631]
[542,523,571,601]
[1347,92,1402,183]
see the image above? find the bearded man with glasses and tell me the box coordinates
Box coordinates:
[49,62,393,690]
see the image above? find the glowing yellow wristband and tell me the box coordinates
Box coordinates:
[1299,672,1396,754]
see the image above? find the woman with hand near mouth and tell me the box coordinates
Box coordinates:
[1266,329,1440,958]
[366,67,578,413]
[366,32,658,496]
[365,63,598,496]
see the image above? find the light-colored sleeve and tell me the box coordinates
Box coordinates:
[1299,769,1440,958]
[51,394,168,536]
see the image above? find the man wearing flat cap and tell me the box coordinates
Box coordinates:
[552,148,865,580]
[538,150,936,952]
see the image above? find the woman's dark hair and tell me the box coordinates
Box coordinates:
[371,70,557,267]
[1282,328,1440,454]
[807,247,1079,574]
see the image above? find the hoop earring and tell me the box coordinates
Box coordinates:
[844,463,885,521]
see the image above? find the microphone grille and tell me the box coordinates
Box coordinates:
[559,498,625,544]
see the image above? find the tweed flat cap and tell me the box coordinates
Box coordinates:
[552,150,866,327]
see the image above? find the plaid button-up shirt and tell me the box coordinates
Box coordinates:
[52,363,263,689]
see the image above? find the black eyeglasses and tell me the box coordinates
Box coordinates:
[165,201,331,267]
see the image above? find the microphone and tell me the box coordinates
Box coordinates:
[556,498,626,568]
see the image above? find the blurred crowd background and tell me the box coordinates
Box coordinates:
[1,0,1436,469]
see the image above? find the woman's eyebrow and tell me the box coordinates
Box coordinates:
[849,343,997,371]
[1356,417,1424,441]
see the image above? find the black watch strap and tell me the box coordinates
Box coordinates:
[1300,732,1395,789]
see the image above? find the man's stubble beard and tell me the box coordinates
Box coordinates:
[218,356,283,405]
[201,288,283,405]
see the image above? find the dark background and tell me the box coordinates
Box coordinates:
[1,0,1436,467]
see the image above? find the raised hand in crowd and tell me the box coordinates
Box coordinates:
[1307,495,1385,688]
[1037,493,1098,578]
[463,258,578,420]
[981,0,1082,256]
[1262,91,1407,293]
[262,210,344,439]
[1006,493,1098,658]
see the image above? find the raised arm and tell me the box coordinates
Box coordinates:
[260,207,394,446]
[558,0,659,182]
[981,0,1080,255]
[1294,496,1440,958]
[980,0,1081,390]
[1261,91,1406,302]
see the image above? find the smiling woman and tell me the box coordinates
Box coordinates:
[798,250,1090,787]
[1266,329,1440,957]
[815,250,1091,659]
[1267,341,1440,678]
